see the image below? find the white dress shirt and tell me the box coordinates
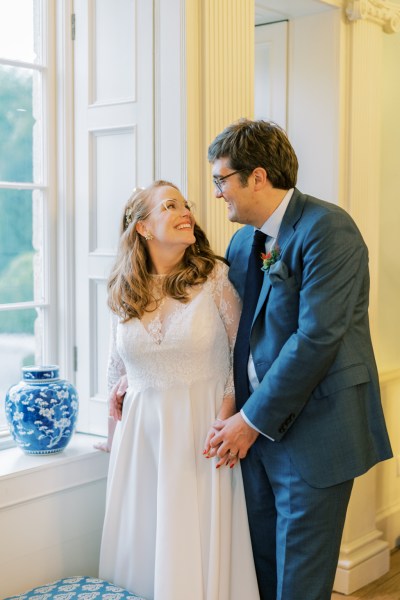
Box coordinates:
[240,189,294,440]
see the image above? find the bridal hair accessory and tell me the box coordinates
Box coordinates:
[125,207,133,227]
[261,245,280,272]
[124,187,146,228]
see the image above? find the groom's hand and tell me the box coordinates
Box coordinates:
[209,412,259,460]
[109,375,128,421]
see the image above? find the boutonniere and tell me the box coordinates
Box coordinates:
[261,246,280,272]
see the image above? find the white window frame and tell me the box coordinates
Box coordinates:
[1,0,187,444]
[0,0,64,448]
[54,0,75,383]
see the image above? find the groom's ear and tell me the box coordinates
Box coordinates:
[253,167,267,189]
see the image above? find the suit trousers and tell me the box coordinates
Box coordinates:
[241,435,353,600]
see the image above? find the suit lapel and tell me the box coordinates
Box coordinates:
[252,189,305,325]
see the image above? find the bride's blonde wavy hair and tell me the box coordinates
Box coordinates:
[108,180,219,320]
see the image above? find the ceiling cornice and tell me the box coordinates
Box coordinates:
[346,0,400,33]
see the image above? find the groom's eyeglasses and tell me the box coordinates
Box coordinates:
[213,169,246,194]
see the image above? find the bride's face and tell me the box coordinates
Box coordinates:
[143,186,196,248]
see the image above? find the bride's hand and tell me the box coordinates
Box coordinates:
[203,419,239,469]
[203,419,223,455]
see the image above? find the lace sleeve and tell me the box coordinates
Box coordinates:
[106,313,127,394]
[208,261,241,401]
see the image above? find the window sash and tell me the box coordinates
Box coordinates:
[0,0,58,441]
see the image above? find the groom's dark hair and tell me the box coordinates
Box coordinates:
[208,119,298,190]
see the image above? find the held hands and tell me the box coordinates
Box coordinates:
[204,419,239,468]
[203,412,259,469]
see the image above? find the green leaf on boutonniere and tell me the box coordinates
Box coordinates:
[261,246,280,272]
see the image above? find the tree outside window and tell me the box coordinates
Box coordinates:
[0,0,51,433]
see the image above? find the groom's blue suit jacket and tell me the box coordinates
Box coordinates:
[226,188,392,488]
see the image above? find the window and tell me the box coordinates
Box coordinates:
[0,0,56,436]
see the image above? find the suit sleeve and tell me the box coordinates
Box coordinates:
[241,210,370,440]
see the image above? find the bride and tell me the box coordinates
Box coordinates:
[98,181,260,600]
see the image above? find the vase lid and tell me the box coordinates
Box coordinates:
[22,365,60,381]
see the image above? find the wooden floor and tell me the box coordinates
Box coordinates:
[331,549,400,599]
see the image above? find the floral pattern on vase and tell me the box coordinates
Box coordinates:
[5,365,79,454]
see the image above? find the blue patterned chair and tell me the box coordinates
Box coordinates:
[3,576,147,600]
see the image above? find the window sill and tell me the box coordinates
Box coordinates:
[0,433,109,509]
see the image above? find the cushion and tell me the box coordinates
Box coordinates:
[3,576,147,600]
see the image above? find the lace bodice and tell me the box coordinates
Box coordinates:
[107,261,241,398]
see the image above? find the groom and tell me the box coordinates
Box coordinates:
[207,119,392,600]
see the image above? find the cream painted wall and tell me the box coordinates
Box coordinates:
[376,28,400,373]
[288,9,341,204]
[374,12,400,549]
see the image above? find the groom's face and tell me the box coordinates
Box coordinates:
[211,157,254,225]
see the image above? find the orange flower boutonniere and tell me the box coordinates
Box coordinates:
[261,246,280,272]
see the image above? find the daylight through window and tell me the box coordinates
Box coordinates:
[0,0,53,434]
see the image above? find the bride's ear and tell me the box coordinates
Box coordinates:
[136,221,147,237]
[136,221,154,241]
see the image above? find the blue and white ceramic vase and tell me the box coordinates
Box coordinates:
[5,365,79,455]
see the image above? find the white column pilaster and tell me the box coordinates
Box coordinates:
[341,8,381,326]
[334,1,400,593]
[185,0,254,255]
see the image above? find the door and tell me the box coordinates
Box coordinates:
[74,0,154,434]
[255,21,288,128]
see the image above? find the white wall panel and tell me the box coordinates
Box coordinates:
[91,127,136,253]
[92,0,136,103]
[0,436,109,598]
[74,0,153,434]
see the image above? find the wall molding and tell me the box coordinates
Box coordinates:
[334,528,390,594]
[345,0,400,33]
[379,367,400,385]
[376,498,400,549]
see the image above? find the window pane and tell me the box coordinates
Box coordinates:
[0,65,43,183]
[0,1,50,439]
[0,0,41,64]
[0,309,40,431]
[0,189,43,304]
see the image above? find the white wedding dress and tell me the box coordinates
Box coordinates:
[99,261,260,600]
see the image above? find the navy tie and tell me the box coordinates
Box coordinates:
[234,230,267,409]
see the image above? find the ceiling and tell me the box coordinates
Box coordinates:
[254,0,337,25]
